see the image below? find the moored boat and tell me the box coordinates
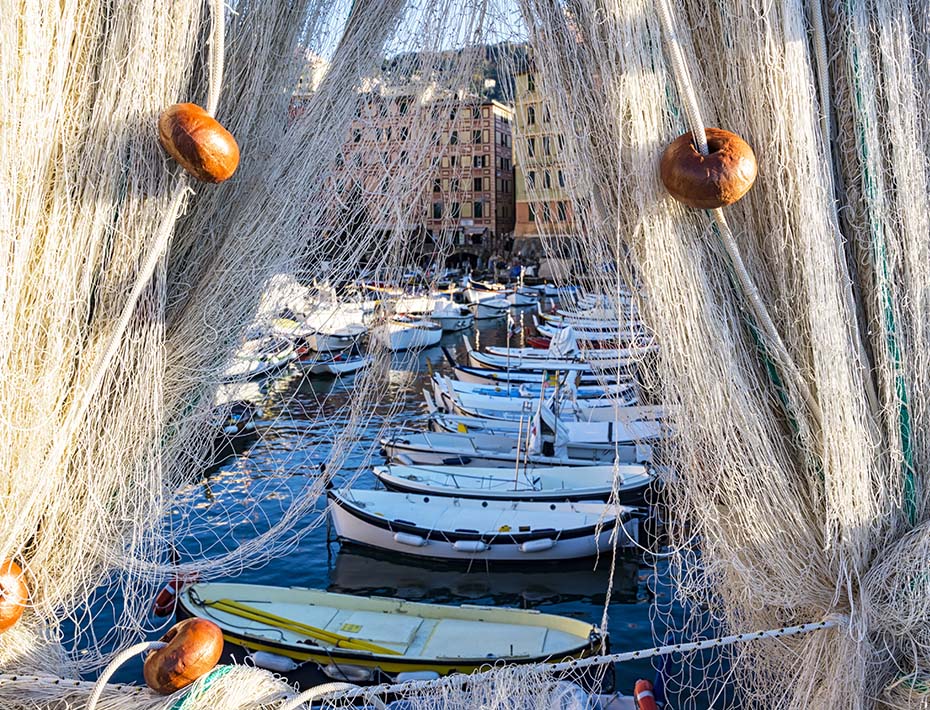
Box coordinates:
[371,317,442,351]
[380,429,652,466]
[298,352,373,376]
[176,582,607,680]
[372,462,654,503]
[221,336,297,381]
[469,297,510,319]
[328,489,639,561]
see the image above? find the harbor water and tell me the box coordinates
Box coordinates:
[90,315,707,702]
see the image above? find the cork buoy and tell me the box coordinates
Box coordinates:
[660,128,757,209]
[158,103,239,183]
[143,618,224,694]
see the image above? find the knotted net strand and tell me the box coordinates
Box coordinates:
[4,0,930,707]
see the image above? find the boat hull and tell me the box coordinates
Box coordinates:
[329,492,638,562]
[176,582,605,680]
[373,465,653,504]
[470,300,509,319]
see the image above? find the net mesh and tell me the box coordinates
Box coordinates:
[3,0,930,707]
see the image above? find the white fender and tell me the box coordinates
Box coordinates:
[453,540,489,553]
[393,531,426,547]
[248,651,299,673]
[520,538,555,553]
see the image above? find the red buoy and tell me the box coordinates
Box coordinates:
[634,679,658,710]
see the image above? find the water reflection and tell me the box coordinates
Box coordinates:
[329,546,643,607]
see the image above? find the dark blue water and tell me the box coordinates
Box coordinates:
[90,316,726,706]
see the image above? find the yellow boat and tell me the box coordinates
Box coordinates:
[178,582,606,680]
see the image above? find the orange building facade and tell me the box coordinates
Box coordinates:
[330,91,515,261]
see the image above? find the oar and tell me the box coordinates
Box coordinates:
[206,599,400,656]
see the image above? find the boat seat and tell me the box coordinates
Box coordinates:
[243,602,339,637]
[423,619,548,659]
[325,610,423,648]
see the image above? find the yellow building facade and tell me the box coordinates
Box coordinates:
[512,71,575,252]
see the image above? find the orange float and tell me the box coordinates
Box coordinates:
[143,618,224,694]
[634,679,658,710]
[0,560,28,634]
[660,128,757,209]
[158,103,239,183]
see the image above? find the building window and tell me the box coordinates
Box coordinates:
[473,177,483,192]
[528,138,535,157]
[558,134,565,151]
[472,106,481,120]
[398,98,410,115]
[528,203,536,221]
[473,155,482,168]
[399,150,407,165]
[450,107,458,121]
[557,201,567,221]
[450,155,457,167]
[543,104,551,122]
[386,127,393,141]
[543,136,551,156]
[542,203,551,222]
[527,106,536,125]
[450,130,458,145]
[433,202,443,219]
[433,178,441,193]
[450,178,459,193]
[473,130,482,144]
[558,170,565,187]
[527,171,536,188]
[474,201,484,218]
[483,155,490,167]
[450,202,461,218]
[543,171,551,189]
[379,103,387,118]
[353,129,361,143]
[527,74,535,92]
[400,126,409,141]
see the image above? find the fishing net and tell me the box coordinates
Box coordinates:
[4,0,930,707]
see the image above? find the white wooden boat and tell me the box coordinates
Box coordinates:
[299,304,370,353]
[485,343,657,362]
[428,300,474,331]
[450,361,607,387]
[380,429,652,466]
[436,374,635,401]
[328,489,639,561]
[371,317,442,351]
[534,318,643,343]
[508,287,540,307]
[374,294,474,332]
[177,582,606,678]
[299,352,372,376]
[372,463,654,504]
[469,297,510,319]
[428,411,665,443]
[221,337,297,381]
[431,377,639,424]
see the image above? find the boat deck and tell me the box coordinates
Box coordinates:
[203,597,582,660]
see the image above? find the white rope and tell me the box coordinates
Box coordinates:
[310,617,843,702]
[206,0,226,116]
[38,183,189,503]
[653,0,824,432]
[85,641,166,710]
[278,682,387,710]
